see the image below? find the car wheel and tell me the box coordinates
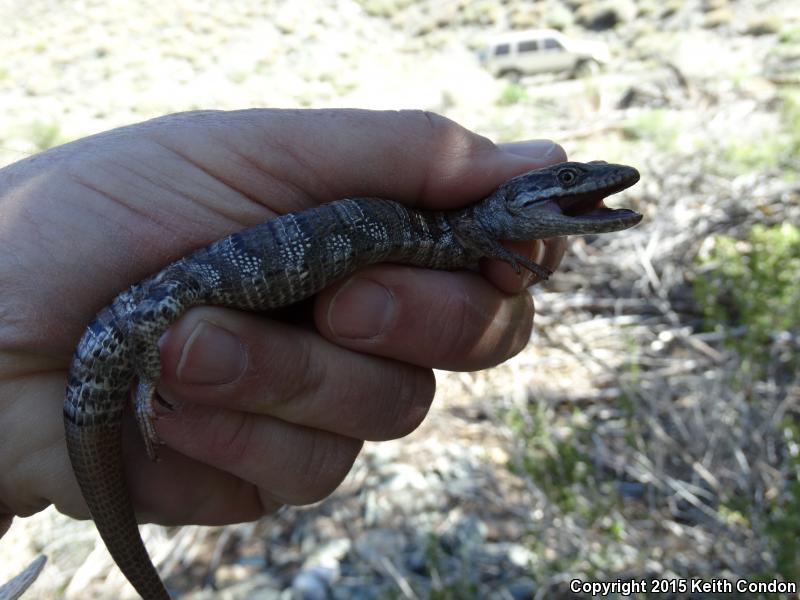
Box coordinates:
[499,68,523,82]
[573,59,600,78]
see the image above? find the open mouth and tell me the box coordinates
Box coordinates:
[554,176,641,224]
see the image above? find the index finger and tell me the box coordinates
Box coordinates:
[146,108,567,212]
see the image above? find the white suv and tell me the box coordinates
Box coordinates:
[478,29,610,79]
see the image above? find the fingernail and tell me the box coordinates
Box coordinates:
[176,320,246,384]
[502,139,559,159]
[328,277,395,339]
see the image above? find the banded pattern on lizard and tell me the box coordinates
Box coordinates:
[64,161,641,599]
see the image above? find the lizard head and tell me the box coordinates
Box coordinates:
[485,161,642,239]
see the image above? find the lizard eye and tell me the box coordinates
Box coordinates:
[557,168,578,186]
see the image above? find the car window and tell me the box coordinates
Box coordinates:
[494,43,510,56]
[542,38,564,50]
[518,40,538,53]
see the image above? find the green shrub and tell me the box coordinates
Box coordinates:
[693,223,800,364]
[622,109,679,153]
[497,83,528,106]
[28,121,63,151]
[506,404,590,513]
[722,92,800,174]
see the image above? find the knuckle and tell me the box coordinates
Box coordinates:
[421,110,494,159]
[288,435,361,504]
[404,110,496,198]
[506,293,534,358]
[246,329,325,412]
[337,362,434,441]
[427,287,481,361]
[256,494,286,517]
[479,293,534,366]
[425,286,534,369]
[204,410,256,465]
[380,368,435,438]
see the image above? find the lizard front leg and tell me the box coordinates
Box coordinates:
[456,224,553,279]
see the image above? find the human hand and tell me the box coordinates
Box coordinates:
[0,109,566,526]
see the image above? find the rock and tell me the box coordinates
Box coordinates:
[292,570,330,600]
[509,4,545,29]
[703,0,729,11]
[405,549,429,574]
[576,0,637,30]
[508,578,538,600]
[704,8,734,28]
[744,16,782,36]
[543,3,575,30]
[658,0,684,19]
[354,529,407,566]
[617,481,647,498]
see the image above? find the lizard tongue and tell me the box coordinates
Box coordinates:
[572,199,640,221]
[554,190,640,222]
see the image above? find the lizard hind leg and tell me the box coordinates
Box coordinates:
[134,377,163,461]
[129,275,202,461]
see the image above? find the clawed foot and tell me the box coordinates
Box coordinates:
[134,378,164,461]
[492,244,552,280]
[510,252,552,280]
[155,393,175,411]
[464,226,553,280]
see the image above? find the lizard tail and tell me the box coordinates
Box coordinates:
[64,417,171,600]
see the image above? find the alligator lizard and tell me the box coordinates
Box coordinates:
[64,160,641,599]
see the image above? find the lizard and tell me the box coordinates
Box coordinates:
[63,160,641,599]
